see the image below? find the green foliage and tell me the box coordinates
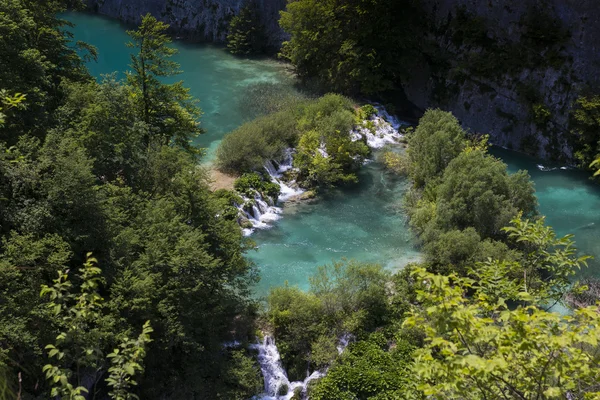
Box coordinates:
[41,255,110,399]
[405,266,600,400]
[310,334,418,400]
[279,0,425,94]
[220,350,263,400]
[407,109,468,188]
[405,110,537,273]
[41,255,153,400]
[569,94,600,173]
[434,149,536,238]
[126,14,202,149]
[227,1,266,55]
[494,216,591,306]
[218,94,368,189]
[0,0,90,141]
[106,321,153,400]
[267,260,394,380]
[0,91,26,127]
[234,172,281,199]
[216,106,301,173]
[0,6,258,398]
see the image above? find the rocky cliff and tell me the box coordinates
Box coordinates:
[86,0,288,48]
[402,0,600,159]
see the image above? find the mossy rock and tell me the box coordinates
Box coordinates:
[291,387,303,400]
[277,383,289,396]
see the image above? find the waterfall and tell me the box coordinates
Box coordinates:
[250,337,325,400]
[351,105,407,149]
[264,149,306,202]
[237,149,305,236]
[250,335,353,400]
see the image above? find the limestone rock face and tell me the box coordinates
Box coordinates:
[86,0,288,48]
[402,0,600,158]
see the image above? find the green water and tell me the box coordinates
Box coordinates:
[64,12,295,160]
[66,12,600,294]
[491,148,600,279]
[247,162,421,295]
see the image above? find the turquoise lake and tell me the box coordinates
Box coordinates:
[65,12,600,295]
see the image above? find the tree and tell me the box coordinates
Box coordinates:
[227,1,266,55]
[126,14,202,149]
[569,94,600,173]
[405,266,600,400]
[434,149,537,238]
[407,109,468,188]
[279,0,425,94]
[0,0,90,141]
[41,255,152,400]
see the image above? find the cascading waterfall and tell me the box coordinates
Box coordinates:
[251,335,352,400]
[237,149,305,236]
[350,105,406,148]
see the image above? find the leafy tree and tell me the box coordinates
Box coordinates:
[405,110,538,273]
[126,14,201,149]
[407,109,468,188]
[310,334,418,400]
[434,149,537,238]
[405,266,600,400]
[570,94,600,173]
[55,76,147,184]
[42,255,152,400]
[227,1,266,55]
[279,0,425,94]
[0,0,90,141]
[106,321,153,400]
[41,255,107,399]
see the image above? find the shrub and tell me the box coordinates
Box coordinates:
[217,94,368,189]
[234,172,281,199]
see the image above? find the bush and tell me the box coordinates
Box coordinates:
[217,94,368,189]
[234,172,281,199]
[216,109,301,173]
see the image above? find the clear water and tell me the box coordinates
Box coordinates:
[64,12,295,160]
[247,162,421,296]
[491,148,600,279]
[66,12,600,294]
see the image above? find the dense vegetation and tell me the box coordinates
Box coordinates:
[2,2,600,400]
[216,94,370,189]
[0,5,260,399]
[570,94,600,174]
[403,110,538,273]
[226,0,266,55]
[279,0,424,95]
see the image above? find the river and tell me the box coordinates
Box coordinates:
[64,12,600,295]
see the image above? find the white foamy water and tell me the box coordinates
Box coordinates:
[238,149,305,236]
[264,149,306,202]
[251,335,352,400]
[351,105,407,149]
